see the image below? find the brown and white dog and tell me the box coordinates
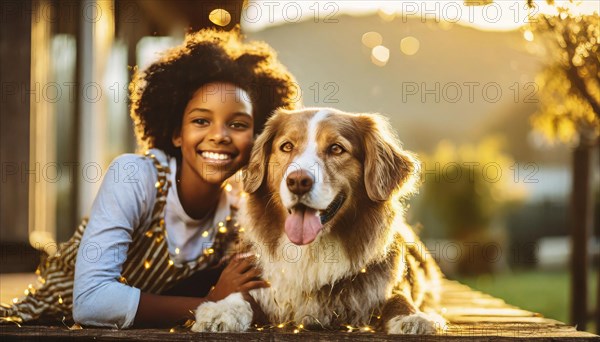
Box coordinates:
[192,108,443,334]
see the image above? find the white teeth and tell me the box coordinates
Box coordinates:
[201,151,231,161]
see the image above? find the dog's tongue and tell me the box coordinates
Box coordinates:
[285,207,322,245]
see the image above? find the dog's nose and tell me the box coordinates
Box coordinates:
[286,170,314,195]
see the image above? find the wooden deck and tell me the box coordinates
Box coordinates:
[0,278,597,341]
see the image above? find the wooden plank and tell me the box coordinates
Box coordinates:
[447,316,564,324]
[443,307,540,317]
[1,325,598,342]
[1,279,598,341]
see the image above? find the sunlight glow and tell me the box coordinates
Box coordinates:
[242,1,599,32]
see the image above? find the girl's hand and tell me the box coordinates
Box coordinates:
[205,255,269,302]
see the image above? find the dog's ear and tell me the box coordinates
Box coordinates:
[243,110,283,193]
[357,114,419,201]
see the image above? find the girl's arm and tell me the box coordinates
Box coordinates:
[133,293,205,328]
[73,154,155,329]
[133,256,269,328]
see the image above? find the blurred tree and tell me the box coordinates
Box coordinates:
[524,0,598,332]
[416,138,525,275]
[529,9,599,141]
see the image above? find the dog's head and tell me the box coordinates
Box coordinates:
[244,108,418,246]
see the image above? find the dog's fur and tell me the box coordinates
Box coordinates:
[192,108,443,334]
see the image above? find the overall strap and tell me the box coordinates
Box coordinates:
[118,151,242,294]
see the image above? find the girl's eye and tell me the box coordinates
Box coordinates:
[280,142,294,152]
[329,144,345,155]
[230,121,250,130]
[193,118,209,126]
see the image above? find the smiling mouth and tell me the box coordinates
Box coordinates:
[284,193,346,245]
[287,193,346,225]
[199,151,234,163]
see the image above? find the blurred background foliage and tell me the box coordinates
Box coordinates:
[529,8,599,145]
[407,0,599,331]
[415,137,525,241]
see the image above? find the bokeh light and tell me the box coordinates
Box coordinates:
[209,9,232,27]
[361,31,383,48]
[371,45,390,66]
[400,36,420,55]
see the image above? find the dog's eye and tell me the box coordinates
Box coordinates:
[329,144,345,155]
[280,142,294,152]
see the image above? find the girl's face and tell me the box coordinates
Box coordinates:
[172,82,254,185]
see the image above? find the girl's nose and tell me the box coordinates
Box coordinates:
[208,125,231,144]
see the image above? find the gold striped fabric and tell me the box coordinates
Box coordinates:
[0,151,241,325]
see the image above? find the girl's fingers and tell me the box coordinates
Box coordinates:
[233,252,254,260]
[235,257,256,274]
[242,267,262,281]
[225,257,241,270]
[240,280,270,292]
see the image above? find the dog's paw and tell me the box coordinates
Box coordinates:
[191,293,252,332]
[386,312,437,335]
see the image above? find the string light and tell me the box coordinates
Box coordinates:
[27,284,35,295]
[202,231,209,237]
[144,260,151,269]
[0,316,22,326]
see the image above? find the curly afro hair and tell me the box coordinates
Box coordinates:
[129,28,299,159]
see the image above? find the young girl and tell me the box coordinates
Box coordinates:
[1,28,298,329]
